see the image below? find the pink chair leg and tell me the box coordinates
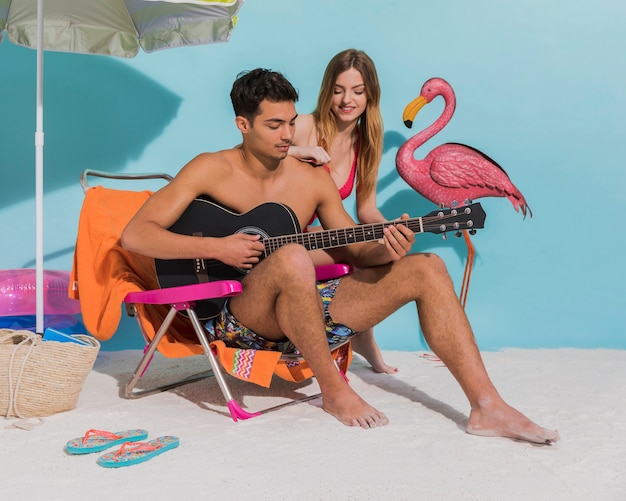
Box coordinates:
[227,401,261,422]
[139,344,154,377]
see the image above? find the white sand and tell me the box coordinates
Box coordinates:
[2,348,625,500]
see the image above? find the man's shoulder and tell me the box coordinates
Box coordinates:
[184,149,238,174]
[172,150,238,198]
[192,148,236,163]
[284,158,339,212]
[285,155,332,181]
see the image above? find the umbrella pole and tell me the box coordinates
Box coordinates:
[35,0,44,334]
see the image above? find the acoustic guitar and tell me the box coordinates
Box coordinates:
[155,199,486,319]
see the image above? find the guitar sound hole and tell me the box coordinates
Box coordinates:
[236,226,270,239]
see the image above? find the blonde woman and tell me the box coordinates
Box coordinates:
[290,49,396,373]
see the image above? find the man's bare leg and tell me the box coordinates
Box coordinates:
[328,253,559,443]
[228,245,388,428]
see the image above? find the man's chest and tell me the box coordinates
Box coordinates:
[206,185,318,232]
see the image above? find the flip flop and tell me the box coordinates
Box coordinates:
[96,436,180,468]
[65,429,149,455]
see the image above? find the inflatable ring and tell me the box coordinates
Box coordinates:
[0,269,81,316]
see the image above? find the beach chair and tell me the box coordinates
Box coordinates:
[70,170,353,422]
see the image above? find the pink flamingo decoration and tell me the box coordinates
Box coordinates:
[396,77,531,306]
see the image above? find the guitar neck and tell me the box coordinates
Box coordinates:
[263,218,422,256]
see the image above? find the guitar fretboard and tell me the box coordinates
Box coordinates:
[263,210,473,256]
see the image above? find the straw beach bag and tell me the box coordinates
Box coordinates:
[0,329,100,418]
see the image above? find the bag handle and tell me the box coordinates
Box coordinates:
[1,330,39,419]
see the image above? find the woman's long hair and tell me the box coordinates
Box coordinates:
[313,49,383,197]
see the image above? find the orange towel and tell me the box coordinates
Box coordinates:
[210,340,281,388]
[69,186,204,355]
[210,340,351,387]
[70,186,152,340]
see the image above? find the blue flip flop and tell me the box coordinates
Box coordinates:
[96,436,180,468]
[65,429,149,455]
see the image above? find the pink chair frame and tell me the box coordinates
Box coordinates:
[123,264,352,422]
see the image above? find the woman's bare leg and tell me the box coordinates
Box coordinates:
[351,327,397,374]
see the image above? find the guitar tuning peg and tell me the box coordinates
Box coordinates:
[469,229,477,235]
[442,232,447,240]
[455,231,462,238]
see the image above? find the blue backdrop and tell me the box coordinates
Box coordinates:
[1,0,624,351]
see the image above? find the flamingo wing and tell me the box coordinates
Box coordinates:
[428,143,531,216]
[430,145,521,194]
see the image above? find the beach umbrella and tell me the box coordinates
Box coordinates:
[0,0,244,333]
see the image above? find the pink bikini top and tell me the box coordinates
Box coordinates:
[324,144,358,201]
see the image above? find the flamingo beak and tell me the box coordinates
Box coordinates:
[402,95,428,129]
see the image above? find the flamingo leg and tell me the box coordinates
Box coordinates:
[459,229,475,308]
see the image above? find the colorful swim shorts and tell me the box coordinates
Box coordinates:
[204,278,356,354]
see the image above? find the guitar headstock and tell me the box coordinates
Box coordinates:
[422,203,486,236]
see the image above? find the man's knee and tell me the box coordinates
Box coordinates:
[403,253,450,281]
[268,244,317,281]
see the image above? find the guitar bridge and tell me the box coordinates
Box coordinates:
[192,232,209,283]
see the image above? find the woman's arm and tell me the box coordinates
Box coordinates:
[288,114,330,165]
[356,182,385,224]
[288,145,331,166]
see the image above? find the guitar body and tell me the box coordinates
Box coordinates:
[155,200,301,319]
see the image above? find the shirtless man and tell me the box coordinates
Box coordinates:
[122,68,558,444]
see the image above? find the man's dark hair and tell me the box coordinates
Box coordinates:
[230,68,299,122]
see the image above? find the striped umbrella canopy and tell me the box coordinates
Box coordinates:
[0,0,245,333]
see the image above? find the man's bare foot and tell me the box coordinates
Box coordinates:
[351,330,398,374]
[466,401,559,444]
[322,386,389,429]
